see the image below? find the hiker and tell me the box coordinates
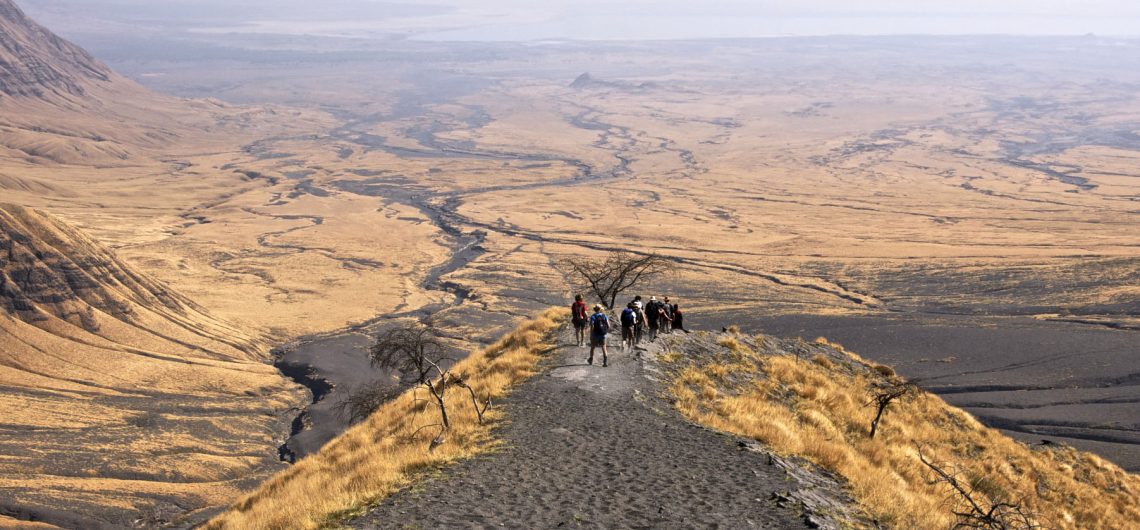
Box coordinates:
[571,294,589,347]
[620,302,638,351]
[660,296,674,335]
[588,304,610,367]
[645,296,660,341]
[656,296,670,335]
[670,300,685,332]
[632,298,647,346]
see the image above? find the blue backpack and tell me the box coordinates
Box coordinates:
[590,313,610,334]
[620,308,636,326]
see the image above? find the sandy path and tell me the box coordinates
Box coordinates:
[351,328,810,529]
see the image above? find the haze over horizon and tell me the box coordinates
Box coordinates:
[19,0,1140,42]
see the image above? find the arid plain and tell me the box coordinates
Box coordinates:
[95,36,1140,465]
[2,3,1139,525]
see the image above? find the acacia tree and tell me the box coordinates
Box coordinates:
[367,323,491,448]
[559,251,673,310]
[333,381,402,425]
[867,380,918,438]
[370,325,454,430]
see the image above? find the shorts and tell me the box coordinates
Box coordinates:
[622,326,635,341]
[590,333,607,347]
[573,317,586,330]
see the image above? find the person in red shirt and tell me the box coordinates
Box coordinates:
[570,294,589,347]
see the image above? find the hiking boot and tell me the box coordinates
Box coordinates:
[587,356,593,365]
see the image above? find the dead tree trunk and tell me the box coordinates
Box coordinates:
[916,445,1042,529]
[868,381,916,438]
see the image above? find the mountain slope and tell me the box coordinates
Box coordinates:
[658,331,1140,529]
[0,204,307,528]
[0,0,304,168]
[0,0,162,165]
[0,0,113,99]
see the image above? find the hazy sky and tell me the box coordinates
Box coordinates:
[21,0,1140,40]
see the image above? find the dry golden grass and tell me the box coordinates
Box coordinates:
[0,515,60,529]
[665,335,1140,529]
[205,308,564,530]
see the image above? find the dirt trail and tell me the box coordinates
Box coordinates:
[350,328,815,529]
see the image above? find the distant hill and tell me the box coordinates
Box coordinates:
[0,203,261,354]
[0,203,307,528]
[569,72,659,91]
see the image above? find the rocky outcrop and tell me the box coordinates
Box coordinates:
[0,0,112,99]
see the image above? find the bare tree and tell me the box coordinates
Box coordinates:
[867,380,917,438]
[916,445,1044,530]
[559,251,673,310]
[451,371,492,425]
[370,325,454,431]
[368,324,492,448]
[333,381,402,425]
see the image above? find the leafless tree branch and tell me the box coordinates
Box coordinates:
[453,372,491,424]
[866,380,918,438]
[333,380,403,425]
[369,323,494,447]
[558,251,673,309]
[916,444,1045,530]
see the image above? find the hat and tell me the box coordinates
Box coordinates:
[649,296,657,301]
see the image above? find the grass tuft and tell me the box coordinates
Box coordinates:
[811,354,835,370]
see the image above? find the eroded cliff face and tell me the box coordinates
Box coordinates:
[0,204,308,528]
[0,0,112,99]
[1,204,218,338]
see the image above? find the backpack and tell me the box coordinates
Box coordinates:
[620,308,636,326]
[571,302,587,321]
[591,313,610,334]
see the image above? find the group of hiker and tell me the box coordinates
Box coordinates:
[570,293,686,367]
